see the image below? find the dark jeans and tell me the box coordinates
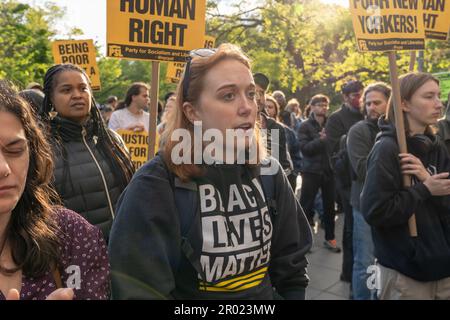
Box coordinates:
[336,186,353,282]
[300,172,336,241]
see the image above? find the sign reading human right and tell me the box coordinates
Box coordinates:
[107,0,206,62]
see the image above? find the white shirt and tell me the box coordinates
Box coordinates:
[108,108,150,132]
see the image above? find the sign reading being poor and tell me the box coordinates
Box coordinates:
[422,0,450,40]
[107,0,206,62]
[349,0,425,52]
[116,129,159,169]
[52,40,101,91]
[166,35,216,83]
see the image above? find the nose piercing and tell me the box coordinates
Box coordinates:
[4,172,10,177]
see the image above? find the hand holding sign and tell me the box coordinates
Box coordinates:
[349,0,425,236]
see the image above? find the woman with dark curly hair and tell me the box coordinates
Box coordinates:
[40,64,135,241]
[0,81,109,300]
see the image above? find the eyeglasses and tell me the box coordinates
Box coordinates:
[182,48,217,101]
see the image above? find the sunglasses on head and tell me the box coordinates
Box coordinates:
[182,48,217,101]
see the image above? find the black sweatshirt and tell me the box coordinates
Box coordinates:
[361,118,450,281]
[109,155,312,299]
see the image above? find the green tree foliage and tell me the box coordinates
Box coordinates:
[1,0,448,109]
[208,0,450,109]
[0,0,63,88]
[94,58,177,105]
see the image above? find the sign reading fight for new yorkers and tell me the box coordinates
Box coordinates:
[107,0,206,62]
[166,35,215,83]
[52,40,101,91]
[350,0,425,52]
[116,129,159,169]
[422,0,450,40]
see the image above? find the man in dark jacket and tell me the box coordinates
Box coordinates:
[347,82,391,299]
[254,73,293,180]
[325,80,364,282]
[299,94,340,252]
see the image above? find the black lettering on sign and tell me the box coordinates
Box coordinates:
[175,68,183,78]
[120,0,196,20]
[129,146,148,157]
[204,40,214,48]
[61,54,90,65]
[121,133,149,145]
[352,0,390,9]
[393,0,419,9]
[58,42,89,55]
[358,14,418,34]
[134,160,144,168]
[129,19,187,46]
[423,0,445,11]
[423,13,439,28]
[121,134,131,144]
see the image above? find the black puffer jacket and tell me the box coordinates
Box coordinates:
[297,114,332,176]
[51,116,126,240]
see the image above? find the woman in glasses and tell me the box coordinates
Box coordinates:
[109,43,312,300]
[361,73,450,299]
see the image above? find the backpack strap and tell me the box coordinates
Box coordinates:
[173,178,198,237]
[157,155,203,279]
[172,177,205,281]
[260,174,278,217]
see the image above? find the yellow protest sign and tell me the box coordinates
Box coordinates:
[116,129,159,169]
[166,62,186,82]
[107,0,206,62]
[422,0,450,40]
[349,0,425,52]
[52,39,101,91]
[165,35,216,83]
[203,35,216,49]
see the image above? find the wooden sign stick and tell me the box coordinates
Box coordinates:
[387,51,418,237]
[148,61,160,160]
